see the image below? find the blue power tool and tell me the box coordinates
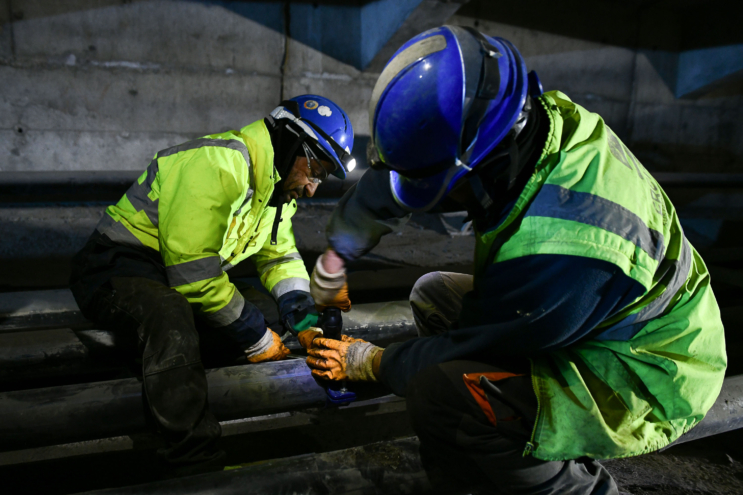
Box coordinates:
[318,307,356,406]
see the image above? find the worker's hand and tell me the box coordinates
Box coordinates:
[297,327,323,350]
[306,335,383,382]
[244,328,290,363]
[310,250,352,312]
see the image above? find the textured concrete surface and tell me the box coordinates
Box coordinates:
[451,10,743,173]
[1,0,741,174]
[0,201,475,288]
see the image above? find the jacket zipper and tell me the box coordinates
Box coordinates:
[524,358,540,457]
[270,202,284,246]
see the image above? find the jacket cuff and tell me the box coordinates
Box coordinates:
[277,290,319,335]
[214,299,267,349]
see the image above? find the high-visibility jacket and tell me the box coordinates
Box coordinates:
[95,120,310,329]
[327,90,726,462]
[474,91,726,460]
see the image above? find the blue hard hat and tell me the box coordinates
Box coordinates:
[270,95,355,179]
[369,26,536,212]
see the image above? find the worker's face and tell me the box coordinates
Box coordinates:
[281,155,334,203]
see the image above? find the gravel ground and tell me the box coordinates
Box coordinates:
[606,431,743,495]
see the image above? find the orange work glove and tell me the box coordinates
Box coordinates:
[310,256,351,312]
[306,335,383,381]
[297,328,323,350]
[244,328,290,363]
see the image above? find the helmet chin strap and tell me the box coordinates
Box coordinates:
[465,96,539,216]
[265,116,312,207]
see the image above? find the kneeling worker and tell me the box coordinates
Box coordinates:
[70,95,355,468]
[306,27,726,493]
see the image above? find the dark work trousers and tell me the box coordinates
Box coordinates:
[70,233,222,465]
[407,273,618,495]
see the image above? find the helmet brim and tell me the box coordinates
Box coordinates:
[390,165,467,213]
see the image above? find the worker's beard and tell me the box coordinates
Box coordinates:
[281,185,304,204]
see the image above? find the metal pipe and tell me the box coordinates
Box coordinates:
[0,300,416,387]
[0,359,389,452]
[74,374,743,495]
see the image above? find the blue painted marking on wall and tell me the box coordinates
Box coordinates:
[290,3,362,69]
[197,1,284,32]
[290,0,423,69]
[676,44,743,97]
[360,0,423,69]
[198,0,424,70]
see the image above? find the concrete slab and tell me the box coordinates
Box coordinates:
[283,72,375,136]
[366,0,466,73]
[452,17,635,103]
[11,0,284,74]
[450,15,607,58]
[0,129,195,171]
[0,65,280,134]
[0,204,102,260]
[631,103,683,148]
[0,288,87,330]
[526,48,635,104]
[634,50,679,105]
[0,0,11,63]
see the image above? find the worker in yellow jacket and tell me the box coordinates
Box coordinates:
[70,95,355,470]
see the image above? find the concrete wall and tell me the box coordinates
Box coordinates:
[0,0,375,172]
[0,0,740,174]
[452,0,743,174]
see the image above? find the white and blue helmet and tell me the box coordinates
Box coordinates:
[270,95,355,179]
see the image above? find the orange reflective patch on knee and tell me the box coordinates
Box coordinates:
[462,372,522,427]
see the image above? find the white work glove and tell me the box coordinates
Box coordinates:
[310,256,351,312]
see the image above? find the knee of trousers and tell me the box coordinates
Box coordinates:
[409,272,444,312]
[111,278,200,359]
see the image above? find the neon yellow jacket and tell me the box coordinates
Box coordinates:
[95,120,309,329]
[476,92,726,460]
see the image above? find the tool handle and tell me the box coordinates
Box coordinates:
[319,307,343,340]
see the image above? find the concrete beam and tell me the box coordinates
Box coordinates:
[0,298,417,386]
[0,357,394,451]
[365,0,469,74]
[9,1,285,73]
[64,374,743,495]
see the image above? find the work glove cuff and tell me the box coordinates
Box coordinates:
[243,328,274,360]
[346,342,384,382]
[312,256,346,291]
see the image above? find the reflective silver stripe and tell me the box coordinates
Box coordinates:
[271,277,310,299]
[632,235,692,323]
[526,184,665,261]
[256,253,304,276]
[270,107,320,143]
[368,34,447,136]
[157,138,249,163]
[158,137,255,205]
[166,257,223,287]
[235,189,254,216]
[125,159,159,227]
[95,213,144,248]
[595,235,692,341]
[202,290,245,328]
